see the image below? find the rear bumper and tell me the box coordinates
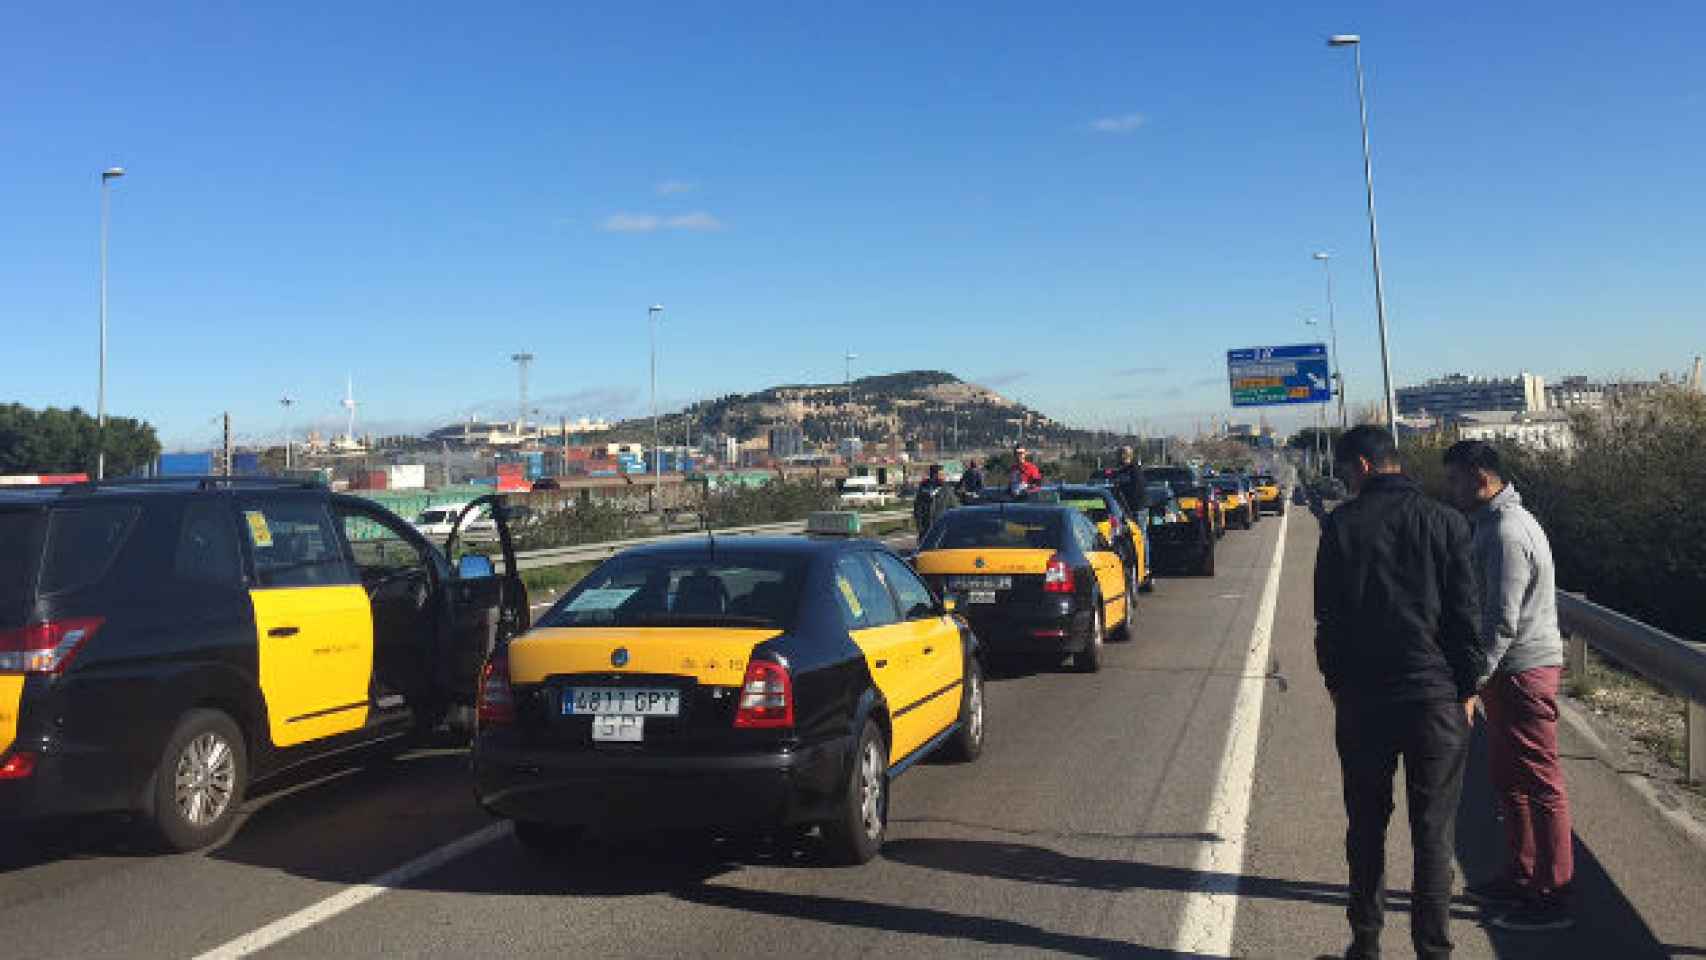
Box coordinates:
[472,733,854,830]
[959,598,1089,653]
[0,738,136,821]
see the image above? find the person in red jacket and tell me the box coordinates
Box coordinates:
[1009,446,1043,494]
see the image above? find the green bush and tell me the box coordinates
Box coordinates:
[702,478,841,529]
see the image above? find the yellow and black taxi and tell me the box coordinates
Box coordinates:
[0,479,526,850]
[1055,484,1154,599]
[912,503,1130,672]
[471,534,984,865]
[1208,475,1258,530]
[1145,480,1218,576]
[1251,473,1285,516]
[1148,465,1225,540]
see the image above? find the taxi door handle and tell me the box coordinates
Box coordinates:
[875,659,889,668]
[922,646,935,655]
[268,626,300,638]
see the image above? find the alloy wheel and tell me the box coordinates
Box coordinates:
[174,731,236,827]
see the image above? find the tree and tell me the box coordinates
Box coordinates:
[0,404,162,476]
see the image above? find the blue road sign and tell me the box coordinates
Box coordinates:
[1227,343,1332,407]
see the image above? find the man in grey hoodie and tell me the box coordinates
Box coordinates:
[1444,440,1574,932]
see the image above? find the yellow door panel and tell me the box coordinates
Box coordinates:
[913,548,1055,576]
[907,617,965,748]
[508,627,779,686]
[0,674,22,756]
[251,586,374,748]
[849,622,930,763]
[1091,555,1126,626]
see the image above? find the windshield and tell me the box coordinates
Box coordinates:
[0,510,46,628]
[921,511,1064,551]
[536,552,809,630]
[1148,467,1195,487]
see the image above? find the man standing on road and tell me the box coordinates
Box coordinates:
[913,464,957,538]
[1444,440,1575,933]
[1009,446,1043,494]
[1315,426,1485,960]
[1109,446,1152,569]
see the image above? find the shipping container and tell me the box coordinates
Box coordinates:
[386,464,427,490]
[233,453,262,476]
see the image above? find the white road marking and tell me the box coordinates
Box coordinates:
[191,822,510,960]
[1171,508,1289,956]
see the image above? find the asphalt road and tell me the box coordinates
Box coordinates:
[3,511,1701,959]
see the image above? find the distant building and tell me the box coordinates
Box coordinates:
[1457,409,1574,451]
[767,424,805,458]
[838,437,865,460]
[1397,373,1546,420]
[1545,375,1671,412]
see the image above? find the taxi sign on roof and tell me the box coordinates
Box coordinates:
[1227,343,1332,408]
[806,511,862,536]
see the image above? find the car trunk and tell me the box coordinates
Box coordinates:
[914,548,1054,606]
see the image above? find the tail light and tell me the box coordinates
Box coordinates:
[0,617,103,674]
[733,659,794,729]
[0,753,36,780]
[476,651,515,726]
[1043,555,1075,594]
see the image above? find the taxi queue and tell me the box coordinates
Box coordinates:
[0,468,1278,867]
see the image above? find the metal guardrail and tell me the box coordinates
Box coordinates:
[500,510,912,573]
[1559,592,1706,783]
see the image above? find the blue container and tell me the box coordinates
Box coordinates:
[471,476,498,487]
[159,452,214,476]
[233,453,262,476]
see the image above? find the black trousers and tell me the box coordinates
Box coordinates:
[1335,698,1471,960]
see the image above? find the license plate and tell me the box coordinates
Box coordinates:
[591,714,644,742]
[564,687,681,716]
[1152,516,1167,527]
[968,590,997,604]
[949,575,1012,591]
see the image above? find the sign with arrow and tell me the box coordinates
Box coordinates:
[1226,343,1332,407]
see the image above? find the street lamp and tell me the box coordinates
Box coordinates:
[1312,251,1348,431]
[97,166,125,479]
[843,351,857,460]
[1327,34,1399,444]
[648,304,663,505]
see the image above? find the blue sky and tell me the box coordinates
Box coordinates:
[3,2,1702,449]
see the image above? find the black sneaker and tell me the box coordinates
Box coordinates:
[1492,898,1575,932]
[1463,876,1530,905]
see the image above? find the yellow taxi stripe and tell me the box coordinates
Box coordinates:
[509,627,781,686]
[913,548,1057,576]
[0,674,22,756]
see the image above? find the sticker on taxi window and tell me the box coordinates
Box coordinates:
[244,510,274,548]
[836,576,863,617]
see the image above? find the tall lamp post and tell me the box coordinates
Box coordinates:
[1328,34,1399,444]
[97,166,126,479]
[648,305,663,507]
[843,352,857,461]
[1312,251,1348,431]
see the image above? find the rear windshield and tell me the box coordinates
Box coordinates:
[537,553,809,630]
[921,512,1064,551]
[1210,478,1242,491]
[1060,497,1111,523]
[0,511,46,627]
[1148,468,1195,486]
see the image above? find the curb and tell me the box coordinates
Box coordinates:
[1556,695,1706,856]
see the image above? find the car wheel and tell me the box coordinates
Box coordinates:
[937,659,985,763]
[144,709,247,852]
[822,720,888,865]
[512,819,585,856]
[1074,601,1105,673]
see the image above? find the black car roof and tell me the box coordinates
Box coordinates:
[0,477,322,505]
[1055,485,1118,503]
[622,534,881,560]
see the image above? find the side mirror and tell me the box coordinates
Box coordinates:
[457,554,495,579]
[940,594,961,615]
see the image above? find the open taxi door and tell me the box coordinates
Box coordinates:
[441,494,531,733]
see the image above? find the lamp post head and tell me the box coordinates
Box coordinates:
[101,167,126,181]
[1327,34,1362,46]
[1313,251,1332,261]
[649,304,663,313]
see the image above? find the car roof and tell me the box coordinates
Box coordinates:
[942,503,1073,520]
[1054,485,1117,503]
[622,534,882,560]
[0,477,321,505]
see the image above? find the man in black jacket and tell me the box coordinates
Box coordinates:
[913,464,957,538]
[1315,426,1485,960]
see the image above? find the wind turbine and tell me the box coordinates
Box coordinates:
[280,394,296,470]
[340,375,358,446]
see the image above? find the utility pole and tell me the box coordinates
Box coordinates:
[221,412,233,477]
[510,352,534,440]
[279,395,296,472]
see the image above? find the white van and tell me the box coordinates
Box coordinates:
[838,475,892,507]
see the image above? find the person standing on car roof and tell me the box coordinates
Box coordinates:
[1315,426,1485,960]
[913,464,958,538]
[956,458,985,499]
[1109,445,1151,566]
[1009,446,1043,494]
[1444,440,1575,933]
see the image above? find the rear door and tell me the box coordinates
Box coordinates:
[871,551,963,746]
[1071,514,1126,628]
[237,495,374,748]
[331,500,439,714]
[833,553,929,763]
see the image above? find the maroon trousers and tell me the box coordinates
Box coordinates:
[1481,665,1574,895]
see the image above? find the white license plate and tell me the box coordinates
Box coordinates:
[564,687,681,716]
[968,590,997,604]
[591,714,644,742]
[950,575,1012,591]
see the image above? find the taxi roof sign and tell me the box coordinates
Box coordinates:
[806,511,863,537]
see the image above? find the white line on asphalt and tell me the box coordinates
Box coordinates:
[190,822,510,960]
[1171,508,1289,957]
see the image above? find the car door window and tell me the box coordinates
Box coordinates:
[335,503,431,586]
[242,498,354,588]
[872,551,936,621]
[833,555,899,631]
[174,500,242,587]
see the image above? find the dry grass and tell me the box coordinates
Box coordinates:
[1568,648,1686,770]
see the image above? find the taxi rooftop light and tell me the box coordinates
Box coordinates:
[806,511,862,537]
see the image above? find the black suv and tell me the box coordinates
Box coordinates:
[0,479,526,850]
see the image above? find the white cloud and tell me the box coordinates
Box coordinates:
[1089,112,1146,134]
[601,212,663,233]
[654,179,695,195]
[665,211,723,231]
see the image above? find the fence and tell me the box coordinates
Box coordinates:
[1560,592,1706,783]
